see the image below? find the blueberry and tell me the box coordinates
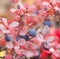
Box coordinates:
[21,34,29,41]
[5,34,12,42]
[43,42,50,50]
[43,20,52,27]
[16,36,21,41]
[28,29,36,36]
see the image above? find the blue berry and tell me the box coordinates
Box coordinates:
[43,20,52,27]
[21,34,29,41]
[5,34,12,42]
[28,29,36,36]
[43,42,50,50]
[16,36,21,41]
